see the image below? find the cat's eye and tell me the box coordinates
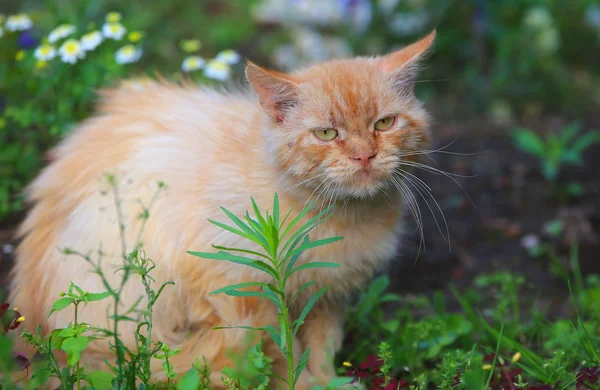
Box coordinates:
[374,116,396,131]
[314,129,338,141]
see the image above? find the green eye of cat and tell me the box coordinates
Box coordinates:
[374,116,396,131]
[313,129,338,141]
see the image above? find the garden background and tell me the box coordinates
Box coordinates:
[1,0,600,389]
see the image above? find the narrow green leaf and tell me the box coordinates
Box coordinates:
[207,219,258,244]
[264,324,282,348]
[289,262,340,279]
[279,312,287,352]
[211,245,271,260]
[210,282,270,295]
[244,212,271,251]
[290,236,343,256]
[280,200,316,240]
[220,206,256,236]
[281,204,336,254]
[187,251,277,279]
[293,347,311,386]
[290,281,316,305]
[224,290,272,300]
[293,286,328,338]
[284,235,310,279]
[251,197,267,228]
[273,193,280,230]
[263,286,283,311]
[48,298,73,318]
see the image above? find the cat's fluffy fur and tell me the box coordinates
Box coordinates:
[9,31,436,388]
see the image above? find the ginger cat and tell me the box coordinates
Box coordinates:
[9,30,436,389]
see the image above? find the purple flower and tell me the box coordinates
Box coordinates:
[18,30,38,49]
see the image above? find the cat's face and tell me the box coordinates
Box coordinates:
[248,31,435,200]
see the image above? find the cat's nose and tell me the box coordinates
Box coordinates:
[350,152,377,167]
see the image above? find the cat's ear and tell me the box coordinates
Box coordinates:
[246,61,300,123]
[379,29,436,92]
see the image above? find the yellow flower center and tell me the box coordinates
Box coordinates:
[39,45,52,55]
[120,45,135,55]
[63,41,81,54]
[109,24,122,33]
[209,61,229,71]
[181,39,201,53]
[128,31,143,42]
[106,12,122,23]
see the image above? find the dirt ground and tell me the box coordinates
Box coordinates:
[1,111,600,318]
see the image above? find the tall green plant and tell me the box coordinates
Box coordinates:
[188,194,352,390]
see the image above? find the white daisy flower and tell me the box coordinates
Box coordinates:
[48,24,76,43]
[181,56,205,72]
[115,44,142,64]
[204,59,231,81]
[58,39,85,64]
[81,31,103,51]
[102,22,126,40]
[34,44,56,60]
[6,14,33,31]
[215,49,241,65]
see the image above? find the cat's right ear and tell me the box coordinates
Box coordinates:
[246,61,300,123]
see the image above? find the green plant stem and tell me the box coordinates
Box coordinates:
[74,302,81,390]
[276,275,295,390]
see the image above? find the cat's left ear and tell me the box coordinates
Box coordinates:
[246,61,300,123]
[379,29,436,91]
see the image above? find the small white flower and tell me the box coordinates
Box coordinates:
[204,59,231,81]
[215,49,240,65]
[524,6,553,30]
[115,44,142,64]
[102,22,126,40]
[181,56,206,72]
[34,44,56,60]
[6,14,33,31]
[48,24,76,43]
[521,234,540,250]
[81,31,103,51]
[58,39,85,64]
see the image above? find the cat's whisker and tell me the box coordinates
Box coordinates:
[395,168,451,251]
[398,160,474,178]
[397,160,480,216]
[388,175,425,262]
